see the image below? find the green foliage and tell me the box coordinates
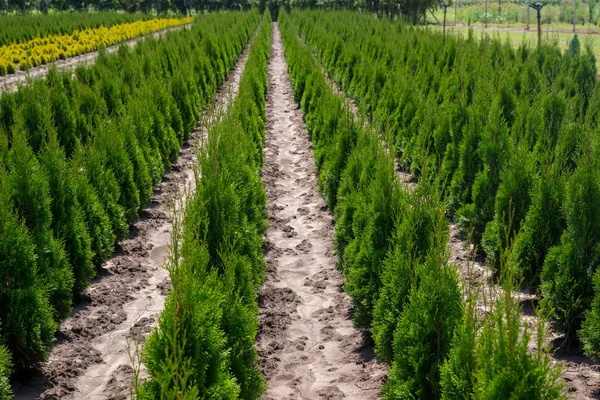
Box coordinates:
[6,131,74,320]
[511,170,565,287]
[290,8,600,353]
[140,12,270,399]
[482,149,535,273]
[383,225,462,399]
[541,158,600,347]
[39,139,95,296]
[141,253,241,399]
[287,9,568,399]
[0,13,154,47]
[580,269,600,360]
[472,267,565,399]
[372,188,441,363]
[0,345,11,400]
[0,168,56,369]
[0,11,261,381]
[440,294,478,400]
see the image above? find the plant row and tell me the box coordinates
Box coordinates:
[0,10,258,397]
[0,15,193,75]
[0,12,155,47]
[136,11,272,399]
[279,10,565,399]
[292,9,600,355]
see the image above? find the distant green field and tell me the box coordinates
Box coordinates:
[432,24,600,70]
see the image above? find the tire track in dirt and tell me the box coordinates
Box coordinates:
[256,23,385,400]
[11,38,251,400]
[303,27,600,399]
[0,23,191,94]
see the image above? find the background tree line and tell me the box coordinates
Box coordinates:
[1,0,444,25]
[2,0,255,16]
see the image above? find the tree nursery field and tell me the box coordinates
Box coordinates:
[0,4,599,400]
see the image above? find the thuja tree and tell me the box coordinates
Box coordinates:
[441,252,565,399]
[482,147,535,273]
[511,169,566,288]
[541,154,600,348]
[581,270,600,360]
[5,130,73,320]
[372,185,442,364]
[39,139,95,296]
[383,208,463,399]
[0,169,57,369]
[336,131,398,330]
[0,345,11,400]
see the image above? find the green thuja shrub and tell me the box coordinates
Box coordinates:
[120,116,153,210]
[149,82,180,166]
[219,251,265,399]
[440,282,478,400]
[581,269,600,360]
[46,67,79,158]
[0,93,16,133]
[16,82,56,154]
[372,246,414,364]
[94,120,140,222]
[170,73,195,141]
[511,170,566,287]
[6,131,73,319]
[450,123,482,217]
[39,139,95,295]
[482,149,535,272]
[372,187,442,364]
[473,255,565,399]
[84,145,129,240]
[130,95,165,185]
[141,247,240,399]
[383,221,463,399]
[462,106,510,244]
[71,154,115,269]
[541,157,600,347]
[0,345,11,400]
[338,133,398,330]
[0,170,56,369]
[99,73,123,117]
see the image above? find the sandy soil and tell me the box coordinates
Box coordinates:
[11,39,250,400]
[0,24,190,94]
[256,24,386,400]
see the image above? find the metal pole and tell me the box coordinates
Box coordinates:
[573,0,576,33]
[485,0,488,27]
[537,7,541,45]
[527,2,530,29]
[454,0,457,26]
[442,3,448,36]
[528,2,545,46]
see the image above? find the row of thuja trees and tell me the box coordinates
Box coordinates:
[280,10,565,399]
[292,10,600,356]
[0,10,259,397]
[135,12,272,399]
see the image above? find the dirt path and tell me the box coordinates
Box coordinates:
[0,24,191,94]
[11,39,250,400]
[256,23,385,400]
